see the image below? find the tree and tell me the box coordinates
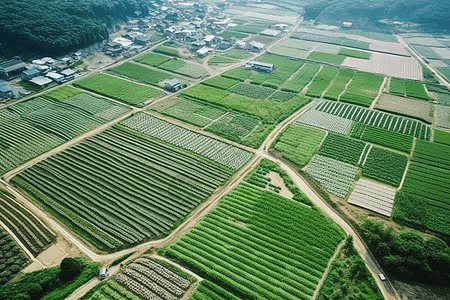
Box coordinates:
[59,258,83,282]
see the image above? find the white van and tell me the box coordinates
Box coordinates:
[378,272,386,281]
[99,267,107,281]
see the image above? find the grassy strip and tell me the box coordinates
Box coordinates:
[110,253,133,267]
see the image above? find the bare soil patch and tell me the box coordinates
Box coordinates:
[267,171,293,199]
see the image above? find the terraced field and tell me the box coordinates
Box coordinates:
[11,126,237,251]
[160,183,345,300]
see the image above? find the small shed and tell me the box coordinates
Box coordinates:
[0,86,13,99]
[22,68,41,81]
[246,41,264,52]
[60,69,76,81]
[46,72,64,83]
[165,79,182,92]
[29,76,53,87]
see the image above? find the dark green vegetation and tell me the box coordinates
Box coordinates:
[318,133,366,166]
[108,62,172,87]
[110,253,133,267]
[134,52,172,67]
[362,147,407,187]
[306,66,338,98]
[42,86,81,101]
[433,129,450,146]
[306,52,346,65]
[361,219,450,285]
[78,279,141,300]
[303,0,450,32]
[317,237,383,300]
[0,226,27,285]
[154,46,180,57]
[338,48,371,60]
[0,257,99,300]
[0,191,54,256]
[323,69,355,100]
[73,73,164,105]
[282,63,321,93]
[189,280,241,300]
[395,140,450,235]
[340,72,384,107]
[0,0,148,56]
[11,126,234,251]
[0,94,130,176]
[350,123,414,153]
[389,78,431,100]
[160,183,345,299]
[203,76,240,90]
[272,124,326,167]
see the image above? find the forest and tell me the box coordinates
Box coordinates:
[0,0,149,56]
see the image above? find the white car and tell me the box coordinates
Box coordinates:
[378,272,386,281]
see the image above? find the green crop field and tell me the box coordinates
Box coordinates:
[73,74,164,105]
[222,67,253,81]
[11,126,238,251]
[323,68,355,100]
[42,86,82,101]
[108,62,172,87]
[350,123,414,153]
[264,60,304,86]
[434,129,450,146]
[340,72,384,107]
[0,226,28,285]
[134,52,171,67]
[203,76,240,90]
[318,133,366,166]
[154,46,180,57]
[222,49,252,60]
[306,51,346,65]
[229,83,276,99]
[158,59,186,71]
[389,78,431,100]
[282,63,321,92]
[208,55,236,65]
[159,182,345,300]
[273,124,326,167]
[338,48,371,59]
[0,96,130,175]
[220,30,248,40]
[305,65,338,98]
[159,59,208,78]
[362,147,407,187]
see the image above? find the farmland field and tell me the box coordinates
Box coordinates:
[220,30,248,40]
[317,101,431,140]
[0,95,130,175]
[160,182,345,299]
[318,133,366,166]
[11,125,239,251]
[134,52,172,67]
[229,83,276,99]
[73,74,164,105]
[323,68,355,100]
[108,62,172,87]
[305,65,338,98]
[189,280,240,300]
[0,225,28,285]
[339,72,384,107]
[306,51,346,65]
[375,94,433,124]
[295,109,353,135]
[42,86,82,101]
[282,63,321,92]
[207,55,236,65]
[0,191,54,255]
[338,48,371,59]
[306,155,359,198]
[272,124,326,167]
[350,123,414,153]
[348,179,396,216]
[361,147,407,187]
[389,78,431,100]
[221,49,252,60]
[433,129,450,146]
[154,46,180,57]
[436,105,450,129]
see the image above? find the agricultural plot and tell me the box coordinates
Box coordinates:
[338,48,371,60]
[305,65,338,98]
[0,226,28,285]
[315,44,341,54]
[394,162,450,235]
[221,50,252,60]
[306,155,359,198]
[12,126,235,251]
[436,92,450,106]
[323,68,355,100]
[317,101,431,140]
[154,46,180,57]
[263,60,304,87]
[134,52,172,67]
[348,179,396,216]
[318,133,366,166]
[160,183,345,300]
[295,109,353,135]
[220,30,248,40]
[339,72,384,107]
[361,147,407,187]
[438,67,450,81]
[159,60,208,79]
[306,51,346,65]
[221,68,253,81]
[411,45,441,60]
[208,55,236,65]
[115,257,194,300]
[292,31,370,50]
[433,129,450,146]
[42,86,81,101]
[431,47,450,60]
[282,63,321,92]
[375,94,433,124]
[189,280,240,300]
[341,53,421,80]
[229,83,276,99]
[273,124,326,167]
[84,280,141,300]
[405,37,444,47]
[108,62,172,87]
[120,113,252,170]
[412,139,450,171]
[0,191,54,255]
[0,96,130,175]
[350,123,413,153]
[74,74,164,105]
[389,78,431,100]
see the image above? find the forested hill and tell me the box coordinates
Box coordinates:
[0,0,149,56]
[300,0,450,32]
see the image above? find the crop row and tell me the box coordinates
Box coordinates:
[282,63,321,93]
[0,227,28,285]
[12,127,232,250]
[295,109,353,135]
[120,113,252,170]
[161,183,344,300]
[316,101,431,140]
[389,78,431,100]
[412,139,450,171]
[323,68,355,100]
[305,66,338,98]
[348,179,396,217]
[229,83,276,99]
[108,62,172,87]
[340,72,384,107]
[189,280,240,300]
[89,280,140,300]
[318,133,366,166]
[361,147,407,187]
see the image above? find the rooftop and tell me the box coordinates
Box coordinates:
[166,78,181,86]
[0,59,26,73]
[29,76,52,86]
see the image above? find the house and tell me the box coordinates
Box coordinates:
[0,59,27,80]
[29,76,52,87]
[196,47,213,57]
[22,68,41,81]
[104,41,123,56]
[246,41,264,52]
[191,40,206,51]
[46,72,64,83]
[60,69,76,81]
[165,79,182,92]
[274,24,289,30]
[0,86,13,99]
[246,61,274,73]
[218,41,232,50]
[0,80,7,86]
[134,36,150,45]
[203,35,215,46]
[235,41,246,49]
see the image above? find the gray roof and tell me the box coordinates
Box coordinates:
[23,68,40,76]
[166,79,181,87]
[30,76,53,86]
[0,80,7,86]
[0,59,26,73]
[248,41,264,48]
[0,86,12,93]
[60,69,76,76]
[251,61,274,68]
